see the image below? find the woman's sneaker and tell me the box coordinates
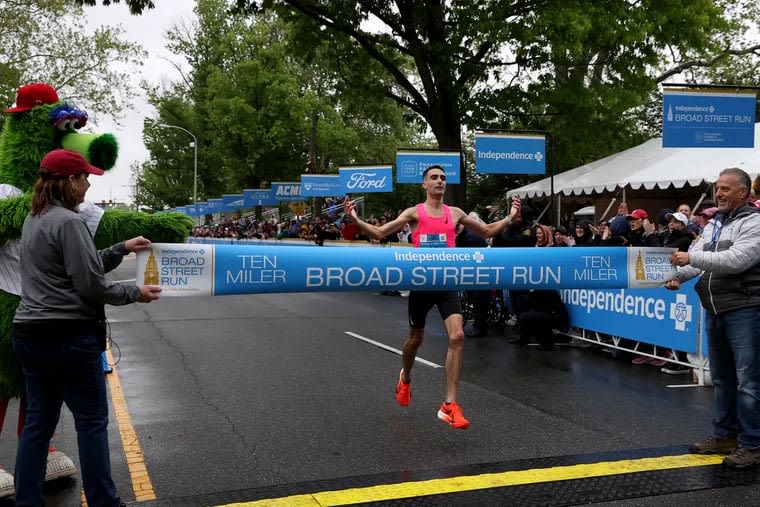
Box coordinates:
[45,450,77,481]
[0,467,13,498]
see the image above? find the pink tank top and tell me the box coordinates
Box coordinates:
[411,203,456,248]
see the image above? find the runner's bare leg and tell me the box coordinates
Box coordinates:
[443,313,465,403]
[400,328,424,383]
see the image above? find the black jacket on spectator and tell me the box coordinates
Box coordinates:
[574,221,600,246]
[493,205,536,247]
[601,216,630,246]
[627,228,662,247]
[662,227,693,252]
[456,228,488,248]
[492,222,535,247]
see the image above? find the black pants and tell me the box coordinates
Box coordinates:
[467,290,490,332]
[518,312,563,347]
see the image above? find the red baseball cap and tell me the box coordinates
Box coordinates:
[5,83,59,113]
[626,209,648,220]
[39,149,104,177]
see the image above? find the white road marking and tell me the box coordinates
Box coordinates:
[344,331,442,368]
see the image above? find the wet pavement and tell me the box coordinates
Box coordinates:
[0,255,757,506]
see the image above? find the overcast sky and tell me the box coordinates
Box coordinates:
[83,0,196,204]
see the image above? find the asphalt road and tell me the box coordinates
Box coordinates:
[0,254,757,506]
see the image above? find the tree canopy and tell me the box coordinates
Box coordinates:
[75,0,155,15]
[76,0,760,214]
[0,0,146,123]
[228,0,759,210]
[138,0,424,209]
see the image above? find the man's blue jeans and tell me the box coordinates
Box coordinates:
[13,331,121,507]
[706,306,760,449]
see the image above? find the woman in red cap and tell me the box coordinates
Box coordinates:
[11,149,161,507]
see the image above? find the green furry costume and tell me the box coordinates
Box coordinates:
[0,84,193,402]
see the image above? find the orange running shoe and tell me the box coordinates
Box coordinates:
[437,402,470,429]
[395,370,410,406]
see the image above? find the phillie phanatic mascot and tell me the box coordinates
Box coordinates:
[0,83,193,496]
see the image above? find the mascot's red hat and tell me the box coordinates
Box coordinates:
[5,83,59,113]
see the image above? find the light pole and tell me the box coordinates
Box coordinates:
[158,123,198,204]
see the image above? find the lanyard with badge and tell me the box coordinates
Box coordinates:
[708,217,723,251]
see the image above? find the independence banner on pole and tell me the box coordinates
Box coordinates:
[662,90,756,148]
[474,133,546,174]
[136,244,677,296]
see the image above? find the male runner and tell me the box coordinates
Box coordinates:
[343,165,521,429]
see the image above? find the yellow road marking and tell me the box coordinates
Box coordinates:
[106,349,157,502]
[222,453,723,506]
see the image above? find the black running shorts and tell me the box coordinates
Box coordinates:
[408,290,462,329]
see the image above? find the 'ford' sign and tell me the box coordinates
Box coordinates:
[339,166,393,193]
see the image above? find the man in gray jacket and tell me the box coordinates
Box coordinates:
[666,167,760,468]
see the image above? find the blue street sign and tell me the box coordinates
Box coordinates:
[206,198,223,212]
[301,174,341,197]
[662,90,756,148]
[243,189,276,207]
[395,151,461,184]
[339,166,393,194]
[222,194,245,211]
[271,182,303,202]
[474,133,546,174]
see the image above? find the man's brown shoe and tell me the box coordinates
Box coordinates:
[689,435,738,455]
[723,447,760,469]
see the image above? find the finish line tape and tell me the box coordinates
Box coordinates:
[135,244,677,297]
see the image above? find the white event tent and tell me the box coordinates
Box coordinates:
[508,123,760,199]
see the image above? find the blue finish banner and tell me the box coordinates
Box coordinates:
[396,151,461,184]
[474,133,546,174]
[136,245,676,297]
[301,174,341,197]
[662,90,756,148]
[271,181,303,202]
[560,278,700,352]
[339,166,393,193]
[222,194,245,211]
[243,189,276,207]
